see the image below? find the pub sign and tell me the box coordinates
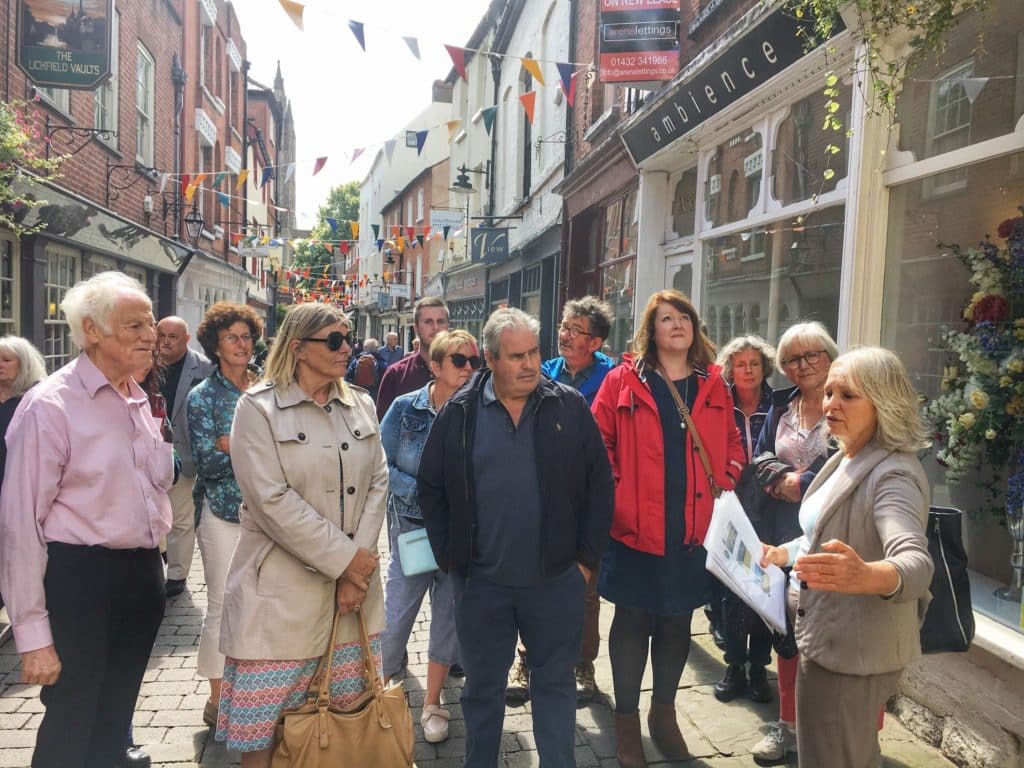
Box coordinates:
[471,228,509,265]
[17,0,113,90]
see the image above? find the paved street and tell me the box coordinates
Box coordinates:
[0,536,955,768]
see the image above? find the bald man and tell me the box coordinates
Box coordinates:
[157,316,214,598]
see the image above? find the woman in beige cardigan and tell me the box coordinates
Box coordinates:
[761,347,933,768]
[216,303,388,768]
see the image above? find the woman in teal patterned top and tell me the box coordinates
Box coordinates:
[186,301,262,728]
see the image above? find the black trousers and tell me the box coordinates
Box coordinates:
[33,543,165,768]
[722,590,773,668]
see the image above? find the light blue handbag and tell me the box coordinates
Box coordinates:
[397,527,438,576]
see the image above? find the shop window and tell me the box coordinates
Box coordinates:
[603,200,622,263]
[600,259,634,356]
[0,239,17,336]
[44,245,80,372]
[622,191,638,257]
[705,129,762,228]
[772,84,851,206]
[87,255,117,278]
[895,0,1024,162]
[124,264,146,291]
[671,169,697,239]
[702,205,844,350]
[881,149,1024,632]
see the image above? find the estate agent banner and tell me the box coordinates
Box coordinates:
[17,0,113,90]
[599,0,680,84]
[621,6,844,164]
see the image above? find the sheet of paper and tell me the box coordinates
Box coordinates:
[704,491,788,635]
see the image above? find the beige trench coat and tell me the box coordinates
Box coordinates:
[220,379,387,661]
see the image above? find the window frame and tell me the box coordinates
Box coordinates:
[93,9,119,149]
[135,43,155,165]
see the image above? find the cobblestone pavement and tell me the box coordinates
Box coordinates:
[0,536,955,768]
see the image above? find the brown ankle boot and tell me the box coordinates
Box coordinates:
[614,712,648,768]
[647,700,689,760]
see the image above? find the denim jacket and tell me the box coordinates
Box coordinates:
[187,369,247,524]
[379,383,436,522]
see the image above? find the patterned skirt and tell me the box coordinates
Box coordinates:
[215,635,382,752]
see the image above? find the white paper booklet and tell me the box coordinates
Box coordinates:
[704,491,788,635]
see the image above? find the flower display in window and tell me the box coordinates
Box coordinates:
[925,208,1024,516]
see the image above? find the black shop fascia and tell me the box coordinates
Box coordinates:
[621,7,844,165]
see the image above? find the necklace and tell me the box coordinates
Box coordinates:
[670,374,691,430]
[792,395,825,469]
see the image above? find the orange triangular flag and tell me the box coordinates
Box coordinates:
[520,91,537,124]
[521,57,545,86]
[234,169,249,191]
[446,120,462,142]
[278,0,304,30]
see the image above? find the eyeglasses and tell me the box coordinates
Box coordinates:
[449,353,482,370]
[220,333,254,345]
[559,322,592,340]
[300,331,353,351]
[781,349,828,370]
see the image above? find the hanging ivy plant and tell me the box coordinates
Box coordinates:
[782,0,991,187]
[0,100,62,239]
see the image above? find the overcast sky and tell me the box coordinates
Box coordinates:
[238,0,492,228]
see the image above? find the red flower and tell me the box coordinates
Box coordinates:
[997,217,1022,239]
[973,294,1010,324]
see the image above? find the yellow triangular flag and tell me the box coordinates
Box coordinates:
[234,169,249,192]
[447,119,462,142]
[521,57,545,86]
[278,0,305,30]
[184,183,196,203]
[350,221,359,239]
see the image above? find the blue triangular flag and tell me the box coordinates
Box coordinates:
[416,129,429,156]
[326,217,338,235]
[216,192,230,207]
[556,63,573,98]
[375,239,384,252]
[482,106,498,136]
[443,225,451,240]
[403,36,420,59]
[260,167,274,188]
[348,20,365,51]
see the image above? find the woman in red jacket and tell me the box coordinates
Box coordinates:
[593,289,744,768]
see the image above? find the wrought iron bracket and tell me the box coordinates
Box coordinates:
[46,114,118,160]
[106,159,159,206]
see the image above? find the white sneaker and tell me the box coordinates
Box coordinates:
[421,703,450,743]
[750,721,796,764]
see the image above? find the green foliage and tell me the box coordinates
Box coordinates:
[292,180,360,271]
[783,0,991,183]
[0,100,63,238]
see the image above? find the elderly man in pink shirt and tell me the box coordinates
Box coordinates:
[0,271,174,768]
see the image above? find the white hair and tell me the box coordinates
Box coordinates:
[0,336,46,394]
[482,307,540,358]
[62,271,150,348]
[776,320,839,369]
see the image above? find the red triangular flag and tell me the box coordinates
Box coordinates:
[445,45,467,81]
[180,174,191,194]
[520,91,537,124]
[312,157,328,176]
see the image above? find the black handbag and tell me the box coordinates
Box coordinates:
[920,506,975,654]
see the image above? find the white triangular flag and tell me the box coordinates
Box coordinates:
[960,77,989,104]
[158,173,169,193]
[284,162,295,184]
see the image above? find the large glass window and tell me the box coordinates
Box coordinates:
[598,191,639,356]
[705,129,763,228]
[44,245,80,372]
[703,205,844,349]
[772,83,852,206]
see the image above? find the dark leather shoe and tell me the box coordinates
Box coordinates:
[119,746,151,768]
[748,665,772,703]
[165,579,186,598]
[712,625,727,650]
[713,664,748,702]
[448,663,465,678]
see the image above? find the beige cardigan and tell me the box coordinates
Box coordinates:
[220,380,388,661]
[794,442,933,676]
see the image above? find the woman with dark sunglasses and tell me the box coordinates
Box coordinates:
[379,329,481,744]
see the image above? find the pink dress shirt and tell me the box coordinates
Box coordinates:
[0,353,174,653]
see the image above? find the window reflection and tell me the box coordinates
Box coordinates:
[705,128,763,228]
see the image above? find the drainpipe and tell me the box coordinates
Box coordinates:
[242,58,250,245]
[172,53,187,241]
[558,0,579,308]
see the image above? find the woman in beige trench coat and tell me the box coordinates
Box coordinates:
[215,303,388,768]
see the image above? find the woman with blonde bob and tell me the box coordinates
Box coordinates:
[216,303,388,768]
[760,347,933,768]
[592,289,743,767]
[0,336,46,492]
[379,329,481,743]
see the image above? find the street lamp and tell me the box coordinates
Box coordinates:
[183,205,205,246]
[449,164,489,263]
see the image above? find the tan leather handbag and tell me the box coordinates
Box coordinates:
[271,608,414,768]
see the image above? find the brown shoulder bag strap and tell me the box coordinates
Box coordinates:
[655,364,722,499]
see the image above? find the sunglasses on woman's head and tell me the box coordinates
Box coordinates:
[449,353,482,370]
[299,331,353,351]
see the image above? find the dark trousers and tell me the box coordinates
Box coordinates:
[33,543,165,768]
[454,566,585,768]
[722,590,773,668]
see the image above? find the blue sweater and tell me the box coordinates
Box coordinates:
[541,351,616,405]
